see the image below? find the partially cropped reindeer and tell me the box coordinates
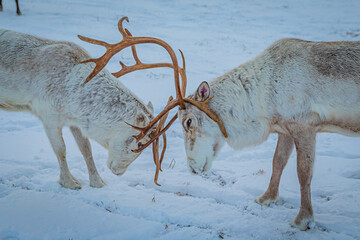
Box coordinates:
[130,38,360,230]
[0,0,21,15]
[0,17,184,189]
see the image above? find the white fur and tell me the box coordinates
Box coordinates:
[0,29,154,189]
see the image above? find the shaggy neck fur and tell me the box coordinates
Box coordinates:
[208,60,271,150]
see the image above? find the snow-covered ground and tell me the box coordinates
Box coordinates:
[1,0,360,239]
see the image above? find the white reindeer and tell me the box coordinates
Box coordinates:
[0,17,182,189]
[134,38,360,230]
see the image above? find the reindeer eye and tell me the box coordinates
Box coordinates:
[186,119,192,128]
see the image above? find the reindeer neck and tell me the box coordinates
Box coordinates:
[210,60,270,121]
[64,66,154,142]
[208,60,272,149]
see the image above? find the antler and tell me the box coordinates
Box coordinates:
[78,17,185,105]
[79,17,188,185]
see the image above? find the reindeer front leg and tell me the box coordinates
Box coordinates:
[70,126,105,188]
[290,127,316,230]
[256,134,294,206]
[43,123,82,189]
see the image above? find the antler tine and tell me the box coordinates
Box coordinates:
[132,113,178,153]
[159,133,167,167]
[152,140,161,186]
[179,49,187,97]
[121,28,141,64]
[151,133,167,172]
[150,96,172,186]
[153,133,166,186]
[118,17,130,38]
[77,35,110,48]
[156,96,171,155]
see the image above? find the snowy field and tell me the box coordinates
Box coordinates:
[1,0,360,239]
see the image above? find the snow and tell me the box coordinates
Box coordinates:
[1,0,360,239]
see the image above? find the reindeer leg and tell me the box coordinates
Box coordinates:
[70,126,105,188]
[43,123,81,189]
[15,0,21,15]
[256,134,294,206]
[290,127,316,230]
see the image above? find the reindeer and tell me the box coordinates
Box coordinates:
[0,17,185,189]
[0,0,21,15]
[130,38,360,230]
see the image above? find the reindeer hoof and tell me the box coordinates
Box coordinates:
[255,195,278,206]
[59,175,82,190]
[291,216,315,231]
[90,174,106,188]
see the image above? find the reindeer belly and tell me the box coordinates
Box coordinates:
[318,118,360,136]
[0,101,31,112]
[312,103,360,136]
[0,68,34,112]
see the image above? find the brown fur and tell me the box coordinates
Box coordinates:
[309,42,360,78]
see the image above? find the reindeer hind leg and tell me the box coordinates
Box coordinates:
[290,127,316,230]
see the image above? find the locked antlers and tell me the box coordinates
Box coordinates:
[79,17,227,185]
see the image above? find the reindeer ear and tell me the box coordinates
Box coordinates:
[195,81,210,102]
[147,101,154,114]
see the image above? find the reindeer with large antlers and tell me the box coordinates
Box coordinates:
[0,17,187,188]
[124,36,360,230]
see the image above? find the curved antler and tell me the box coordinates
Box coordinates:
[78,17,185,107]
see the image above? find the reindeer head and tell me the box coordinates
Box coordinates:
[178,81,226,173]
[106,102,156,176]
